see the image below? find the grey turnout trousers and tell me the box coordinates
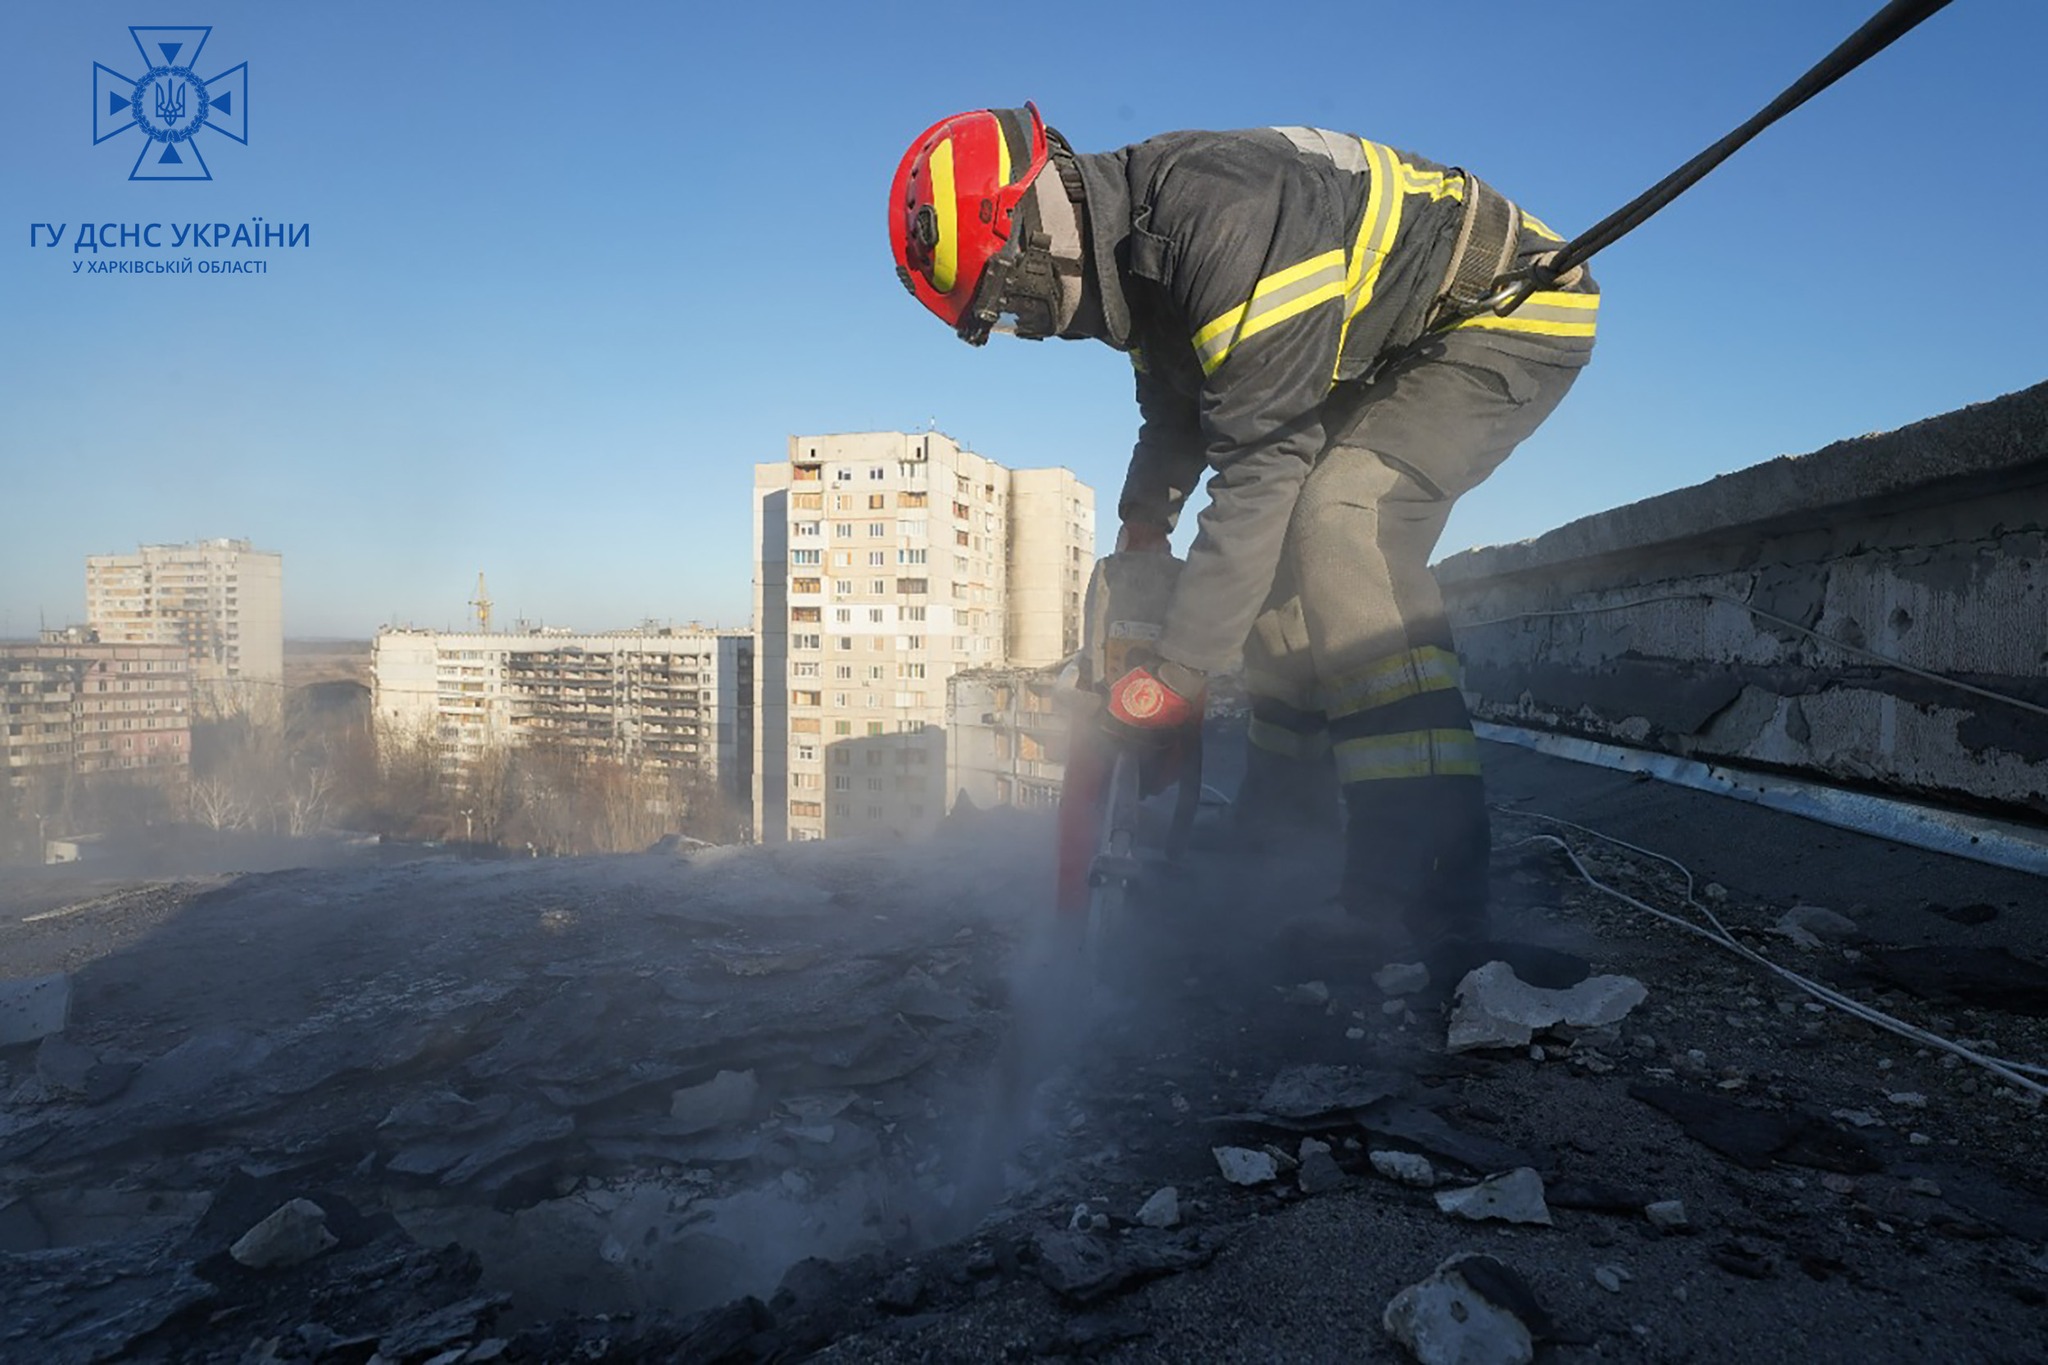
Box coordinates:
[1239,329,1589,941]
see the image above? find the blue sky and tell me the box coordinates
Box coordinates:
[3,0,2042,639]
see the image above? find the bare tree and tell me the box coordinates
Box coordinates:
[189,773,248,831]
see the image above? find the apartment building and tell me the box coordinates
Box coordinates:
[371,626,753,799]
[85,539,282,717]
[2,631,192,787]
[945,666,1066,813]
[753,431,1093,843]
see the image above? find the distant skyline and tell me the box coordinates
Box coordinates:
[5,1,2044,638]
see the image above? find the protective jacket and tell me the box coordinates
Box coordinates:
[1071,127,1598,673]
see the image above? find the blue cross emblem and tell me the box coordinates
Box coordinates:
[93,26,248,181]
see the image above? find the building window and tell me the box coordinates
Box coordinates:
[867,805,884,820]
[899,662,926,679]
[792,662,819,678]
[834,523,852,538]
[792,689,820,706]
[792,633,820,650]
[898,491,927,508]
[870,579,888,595]
[834,579,852,594]
[866,665,884,681]
[791,606,820,623]
[833,775,850,791]
[794,522,821,538]
[791,800,823,817]
[834,608,851,623]
[791,577,820,594]
[868,522,887,537]
[867,608,885,623]
[866,721,884,737]
[869,467,886,481]
[791,549,821,566]
[867,777,885,792]
[868,493,886,509]
[898,548,926,565]
[904,606,926,622]
[868,551,887,566]
[835,665,852,679]
[897,578,927,595]
[833,720,852,735]
[836,637,853,651]
[835,802,850,818]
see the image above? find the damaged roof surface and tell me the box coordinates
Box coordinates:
[1,741,2044,1362]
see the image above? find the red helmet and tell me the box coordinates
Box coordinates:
[889,104,1052,345]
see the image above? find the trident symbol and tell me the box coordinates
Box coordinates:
[154,76,186,124]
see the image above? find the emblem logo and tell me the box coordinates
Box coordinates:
[1118,675,1167,722]
[93,26,248,181]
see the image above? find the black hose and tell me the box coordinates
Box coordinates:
[1548,0,1957,278]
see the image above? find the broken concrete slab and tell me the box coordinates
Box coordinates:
[1135,1187,1180,1229]
[1645,1199,1689,1230]
[668,1069,760,1134]
[1256,1064,1410,1121]
[1213,1146,1278,1186]
[1033,1228,1214,1302]
[1370,1150,1438,1188]
[35,1036,135,1106]
[1357,1100,1544,1175]
[230,1199,338,1270]
[1298,1148,1347,1195]
[1848,946,2048,1016]
[1630,1084,1881,1174]
[1374,962,1430,997]
[0,974,70,1047]
[1776,905,1861,946]
[1383,1253,1538,1365]
[1433,1169,1553,1226]
[1446,962,1647,1053]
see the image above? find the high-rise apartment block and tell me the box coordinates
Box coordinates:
[85,539,282,716]
[371,627,753,800]
[2,631,192,788]
[753,432,1093,843]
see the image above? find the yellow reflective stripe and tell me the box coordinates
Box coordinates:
[1192,250,1347,375]
[1320,645,1461,718]
[1397,163,1465,203]
[1453,288,1599,339]
[996,127,1011,188]
[1334,728,1483,783]
[1346,140,1406,322]
[1249,717,1331,760]
[1522,212,1564,242]
[928,139,959,294]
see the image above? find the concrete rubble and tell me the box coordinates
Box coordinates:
[1446,961,1648,1053]
[1212,1146,1278,1186]
[4,762,2048,1361]
[1433,1168,1553,1226]
[1134,1186,1180,1228]
[229,1198,338,1269]
[1383,1253,1539,1365]
[1370,1149,1438,1187]
[0,972,70,1047]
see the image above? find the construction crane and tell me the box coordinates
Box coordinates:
[470,572,492,633]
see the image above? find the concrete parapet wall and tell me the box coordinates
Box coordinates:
[1438,380,2048,819]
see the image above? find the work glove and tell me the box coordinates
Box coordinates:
[1115,522,1170,554]
[1101,655,1206,752]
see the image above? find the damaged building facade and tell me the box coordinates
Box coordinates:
[370,627,754,803]
[945,667,1066,813]
[752,431,1092,843]
[84,538,282,720]
[1,632,192,788]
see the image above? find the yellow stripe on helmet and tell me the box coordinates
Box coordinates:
[929,139,959,294]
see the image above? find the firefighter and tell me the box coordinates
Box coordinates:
[888,105,1597,964]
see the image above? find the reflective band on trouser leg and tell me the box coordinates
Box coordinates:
[1319,644,1461,720]
[1334,727,1482,783]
